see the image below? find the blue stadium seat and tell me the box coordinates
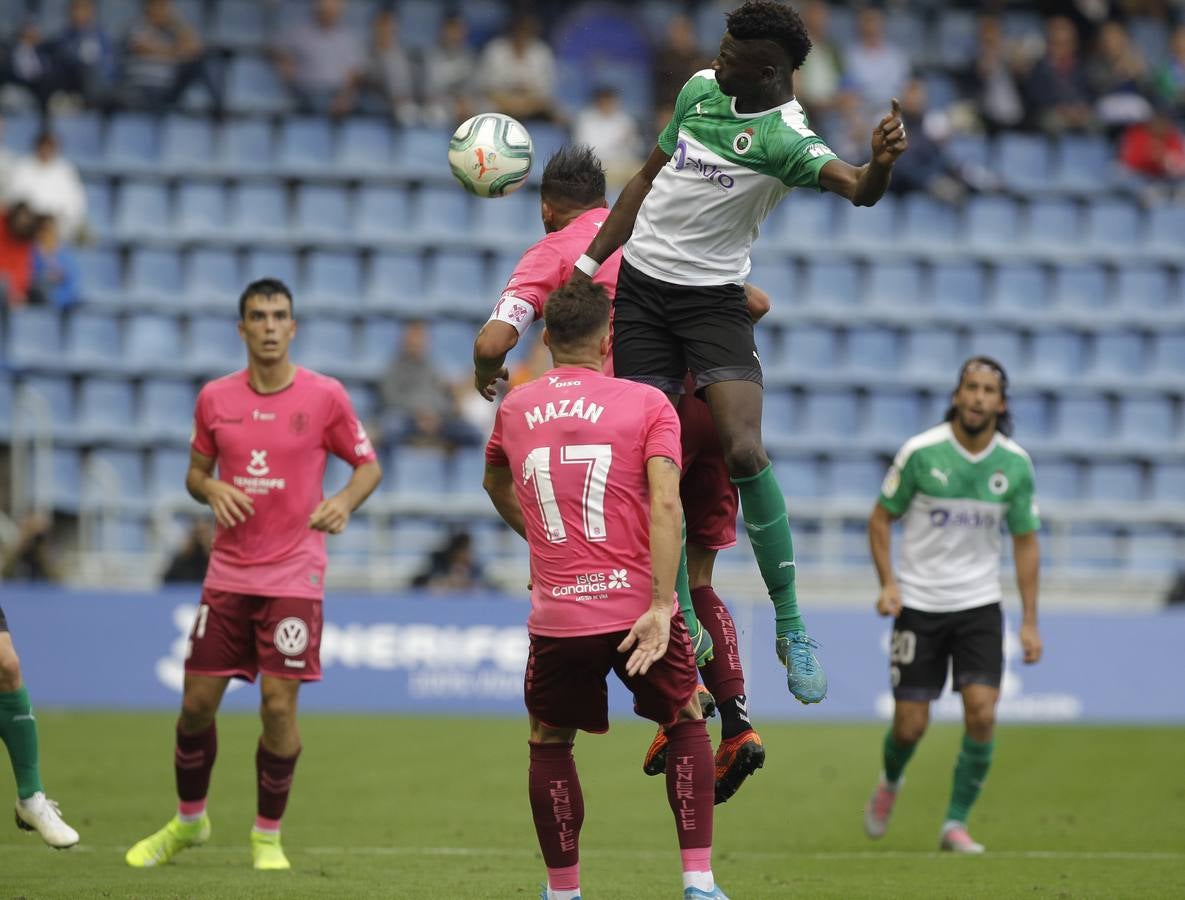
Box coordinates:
[244,248,299,287]
[354,184,412,241]
[474,189,538,238]
[1150,463,1185,504]
[1051,263,1108,309]
[780,325,839,374]
[967,328,1023,371]
[865,390,922,440]
[461,0,511,43]
[1007,391,1050,438]
[76,378,136,443]
[935,10,978,68]
[804,260,860,307]
[0,374,10,438]
[186,248,240,306]
[424,251,488,314]
[763,189,832,245]
[218,119,274,172]
[1030,331,1085,377]
[761,390,797,443]
[802,389,860,441]
[161,115,215,172]
[294,184,350,238]
[773,452,824,499]
[18,375,76,442]
[278,117,335,174]
[846,326,900,371]
[990,263,1049,312]
[124,315,183,372]
[1126,526,1181,573]
[1054,135,1113,192]
[127,248,184,306]
[995,134,1051,191]
[1090,331,1146,377]
[1147,205,1185,254]
[450,446,487,494]
[55,111,104,167]
[430,321,478,376]
[747,259,794,305]
[902,195,956,246]
[343,382,378,422]
[366,251,425,314]
[358,318,401,372]
[524,124,568,180]
[1029,457,1077,501]
[1085,198,1143,249]
[1052,395,1111,442]
[947,133,990,170]
[964,195,1019,248]
[83,177,113,235]
[146,447,193,503]
[76,247,122,304]
[225,55,290,114]
[1152,332,1185,377]
[903,328,960,377]
[7,308,63,370]
[230,182,287,237]
[399,0,446,49]
[1084,461,1144,503]
[176,182,227,238]
[186,315,243,374]
[932,261,987,310]
[295,317,357,375]
[1114,264,1171,312]
[829,458,886,499]
[399,126,452,179]
[105,113,160,170]
[115,181,171,238]
[753,327,781,370]
[65,311,123,371]
[838,194,898,247]
[865,261,922,308]
[1064,525,1123,570]
[140,380,197,444]
[337,118,394,174]
[48,447,82,510]
[305,250,364,310]
[1116,395,1177,444]
[414,185,471,238]
[211,0,270,50]
[392,446,450,495]
[1027,198,1079,248]
[87,448,146,503]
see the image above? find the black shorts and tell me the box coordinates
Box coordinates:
[890,603,1003,702]
[0,604,7,633]
[612,257,762,395]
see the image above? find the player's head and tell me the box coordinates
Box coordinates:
[238,278,296,364]
[542,280,611,367]
[945,355,1013,437]
[715,1,812,98]
[539,145,607,233]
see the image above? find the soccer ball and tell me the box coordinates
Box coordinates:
[447,113,533,198]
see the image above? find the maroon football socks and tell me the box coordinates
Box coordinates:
[174,721,216,817]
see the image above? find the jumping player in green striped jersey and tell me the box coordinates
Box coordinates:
[572,0,907,705]
[864,357,1044,854]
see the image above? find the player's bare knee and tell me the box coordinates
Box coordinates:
[529,719,576,744]
[721,434,768,479]
[893,707,929,744]
[179,694,217,731]
[259,692,297,727]
[964,706,996,740]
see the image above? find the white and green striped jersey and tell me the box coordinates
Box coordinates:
[878,423,1041,614]
[622,69,837,286]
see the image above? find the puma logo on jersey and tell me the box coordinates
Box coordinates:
[930,467,950,486]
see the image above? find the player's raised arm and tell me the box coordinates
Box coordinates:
[818,98,908,207]
[868,502,902,617]
[1012,531,1042,664]
[575,146,671,278]
[186,447,254,528]
[473,320,517,401]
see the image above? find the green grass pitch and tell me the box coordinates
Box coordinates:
[1,713,1182,898]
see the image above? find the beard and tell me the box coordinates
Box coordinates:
[958,412,992,436]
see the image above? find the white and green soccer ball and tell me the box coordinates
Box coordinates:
[447,112,533,198]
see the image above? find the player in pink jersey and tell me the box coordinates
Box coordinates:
[484,281,727,900]
[475,146,767,804]
[126,279,381,872]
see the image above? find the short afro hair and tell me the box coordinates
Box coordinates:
[726,0,813,71]
[540,145,606,210]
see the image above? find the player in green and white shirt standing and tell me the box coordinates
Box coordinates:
[864,357,1044,854]
[573,0,908,709]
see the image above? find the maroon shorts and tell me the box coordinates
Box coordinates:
[525,613,699,733]
[679,382,738,551]
[185,587,323,682]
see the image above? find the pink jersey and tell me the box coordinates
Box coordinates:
[192,367,377,599]
[487,207,622,374]
[485,365,682,637]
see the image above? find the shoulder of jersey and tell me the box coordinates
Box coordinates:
[895,422,951,466]
[996,434,1033,464]
[298,367,346,395]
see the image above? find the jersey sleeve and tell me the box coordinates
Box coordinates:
[191,385,216,458]
[487,242,561,336]
[324,381,378,466]
[877,445,918,517]
[657,72,710,155]
[1006,458,1041,535]
[774,131,839,190]
[642,392,682,463]
[484,405,509,467]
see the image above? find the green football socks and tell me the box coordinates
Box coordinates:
[0,687,43,799]
[946,734,994,823]
[733,463,803,636]
[675,522,700,632]
[882,730,917,785]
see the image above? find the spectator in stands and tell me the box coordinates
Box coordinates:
[842,6,910,116]
[1023,16,1095,133]
[573,86,641,187]
[122,0,221,112]
[6,130,86,242]
[1,513,58,582]
[411,530,491,592]
[1151,24,1185,115]
[476,15,562,124]
[161,519,212,583]
[1088,20,1154,130]
[1,21,56,114]
[48,0,119,109]
[366,6,418,125]
[380,320,477,450]
[30,215,80,309]
[274,0,365,118]
[796,0,845,119]
[0,203,39,307]
[1118,101,1185,189]
[422,13,478,126]
[963,14,1026,134]
[887,78,981,204]
[650,14,709,131]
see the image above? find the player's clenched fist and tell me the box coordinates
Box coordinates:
[203,479,254,528]
[871,98,908,167]
[309,496,352,534]
[876,581,903,618]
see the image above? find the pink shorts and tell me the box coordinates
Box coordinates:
[185,587,323,682]
[678,380,738,551]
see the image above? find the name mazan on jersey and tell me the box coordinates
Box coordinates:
[524,398,604,430]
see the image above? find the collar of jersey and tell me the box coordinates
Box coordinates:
[944,422,1000,464]
[729,93,800,120]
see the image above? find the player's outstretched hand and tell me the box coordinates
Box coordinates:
[875,582,903,617]
[204,479,254,528]
[871,98,908,167]
[475,367,509,402]
[1020,621,1043,664]
[309,496,351,534]
[618,607,671,676]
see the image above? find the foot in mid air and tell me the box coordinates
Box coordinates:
[14,793,79,849]
[251,828,291,870]
[642,685,716,776]
[940,821,985,854]
[775,633,828,704]
[685,885,730,899]
[863,776,900,839]
[713,730,765,805]
[125,813,211,867]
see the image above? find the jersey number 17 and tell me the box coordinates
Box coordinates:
[523,444,613,544]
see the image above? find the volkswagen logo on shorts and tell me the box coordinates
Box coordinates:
[274,617,309,656]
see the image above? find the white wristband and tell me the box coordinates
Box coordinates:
[574,254,601,277]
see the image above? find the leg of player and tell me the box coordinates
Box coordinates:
[865,699,928,839]
[0,630,79,849]
[940,684,997,854]
[703,379,827,704]
[252,675,303,870]
[126,673,228,866]
[664,698,728,900]
[528,717,583,900]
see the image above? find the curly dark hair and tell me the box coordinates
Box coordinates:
[725,0,813,71]
[544,280,611,352]
[944,355,1014,436]
[540,145,606,210]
